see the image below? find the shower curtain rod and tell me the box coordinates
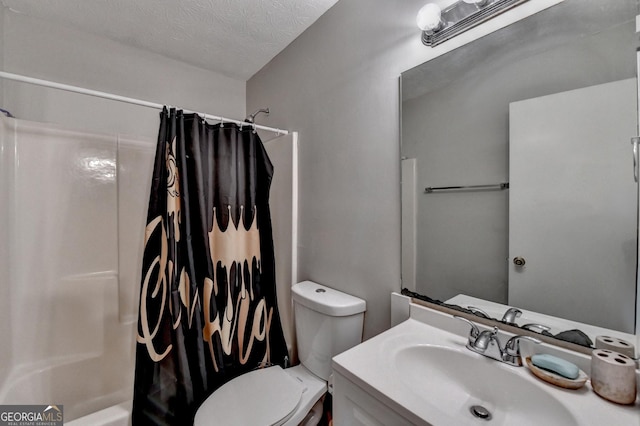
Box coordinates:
[0,71,289,135]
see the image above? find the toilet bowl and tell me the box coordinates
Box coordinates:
[194,281,366,426]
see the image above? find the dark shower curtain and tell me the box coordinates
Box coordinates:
[132,108,289,425]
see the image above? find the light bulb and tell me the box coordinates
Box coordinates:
[416,3,443,33]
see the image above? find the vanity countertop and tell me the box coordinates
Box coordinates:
[332,303,639,426]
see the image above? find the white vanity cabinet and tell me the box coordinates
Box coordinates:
[333,370,421,426]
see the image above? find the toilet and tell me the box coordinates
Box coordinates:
[194,280,366,426]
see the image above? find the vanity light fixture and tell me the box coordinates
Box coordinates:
[417,0,529,47]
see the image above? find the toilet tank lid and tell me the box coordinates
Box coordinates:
[292,281,366,316]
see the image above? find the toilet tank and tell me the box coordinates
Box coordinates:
[292,281,366,381]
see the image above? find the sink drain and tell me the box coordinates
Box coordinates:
[469,405,492,420]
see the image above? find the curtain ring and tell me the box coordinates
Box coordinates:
[252,123,256,134]
[219,117,224,128]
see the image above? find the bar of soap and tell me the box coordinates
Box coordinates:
[531,354,580,380]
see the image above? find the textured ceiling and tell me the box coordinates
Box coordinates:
[1,0,340,80]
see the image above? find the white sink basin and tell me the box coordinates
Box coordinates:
[395,345,578,425]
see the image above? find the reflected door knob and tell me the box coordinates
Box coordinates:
[513,256,526,266]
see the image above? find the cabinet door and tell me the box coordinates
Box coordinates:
[333,372,420,425]
[508,79,637,333]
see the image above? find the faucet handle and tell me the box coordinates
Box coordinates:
[467,306,490,318]
[504,335,541,356]
[502,307,522,323]
[453,315,480,341]
[521,323,551,333]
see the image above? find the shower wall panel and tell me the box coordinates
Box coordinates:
[0,116,154,421]
[117,136,154,323]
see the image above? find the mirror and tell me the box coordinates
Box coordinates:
[400,0,638,347]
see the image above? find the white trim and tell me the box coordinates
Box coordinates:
[291,132,299,287]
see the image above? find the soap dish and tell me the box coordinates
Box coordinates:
[525,357,588,390]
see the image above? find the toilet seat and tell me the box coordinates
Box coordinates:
[194,366,306,426]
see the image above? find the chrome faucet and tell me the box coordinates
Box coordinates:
[454,316,541,367]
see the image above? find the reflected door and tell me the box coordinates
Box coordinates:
[508,79,637,333]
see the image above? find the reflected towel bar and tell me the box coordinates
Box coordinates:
[424,182,509,193]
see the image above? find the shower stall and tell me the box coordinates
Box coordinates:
[0,112,297,424]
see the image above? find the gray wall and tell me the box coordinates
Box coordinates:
[1,9,246,139]
[247,0,561,338]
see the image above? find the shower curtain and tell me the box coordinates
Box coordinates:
[132,108,289,425]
